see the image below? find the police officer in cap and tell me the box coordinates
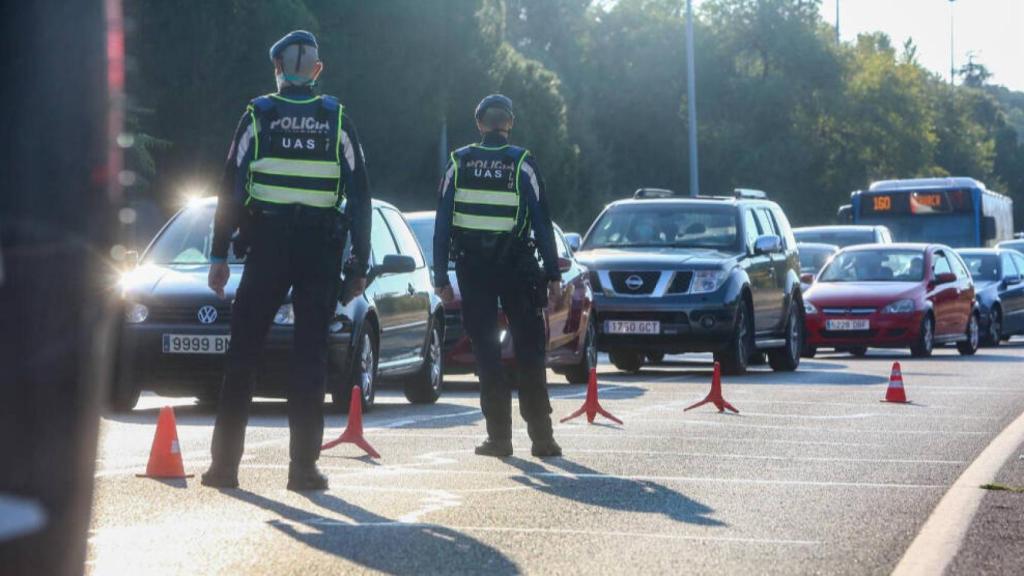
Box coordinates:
[202,30,371,490]
[433,94,562,458]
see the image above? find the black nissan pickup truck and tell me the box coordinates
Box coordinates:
[573,188,804,375]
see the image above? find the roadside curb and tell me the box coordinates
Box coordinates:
[892,408,1024,576]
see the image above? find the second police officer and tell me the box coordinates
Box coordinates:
[202,31,371,491]
[433,94,563,458]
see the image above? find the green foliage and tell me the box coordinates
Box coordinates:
[128,0,1024,232]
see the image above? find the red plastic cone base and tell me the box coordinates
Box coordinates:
[684,362,739,414]
[321,386,381,458]
[138,406,193,479]
[560,369,623,425]
[882,361,909,404]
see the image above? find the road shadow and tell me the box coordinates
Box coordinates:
[504,457,725,527]
[224,490,518,575]
[549,384,647,402]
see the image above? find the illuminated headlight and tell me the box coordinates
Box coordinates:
[882,299,915,314]
[499,329,509,343]
[124,302,149,324]
[691,270,727,294]
[274,303,295,325]
[804,301,818,315]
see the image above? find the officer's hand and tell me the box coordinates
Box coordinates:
[208,262,230,299]
[344,276,367,305]
[435,285,455,304]
[547,280,562,309]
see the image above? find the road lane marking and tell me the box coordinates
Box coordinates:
[892,406,1024,576]
[661,420,988,435]
[564,449,966,465]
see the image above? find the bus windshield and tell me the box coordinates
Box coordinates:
[856,189,977,246]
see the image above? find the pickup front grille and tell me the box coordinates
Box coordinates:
[667,271,694,294]
[609,271,660,295]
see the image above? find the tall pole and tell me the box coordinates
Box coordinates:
[685,0,700,197]
[835,0,840,45]
[949,0,956,84]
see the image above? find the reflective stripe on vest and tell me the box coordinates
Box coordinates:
[451,148,527,233]
[247,98,344,208]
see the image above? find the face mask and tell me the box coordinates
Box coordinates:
[276,73,315,90]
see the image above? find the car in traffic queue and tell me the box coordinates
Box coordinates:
[803,243,980,358]
[573,188,805,375]
[114,197,446,413]
[797,242,839,292]
[405,211,597,384]
[793,225,893,247]
[996,239,1024,256]
[956,248,1024,346]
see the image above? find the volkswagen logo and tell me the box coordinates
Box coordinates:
[624,274,644,291]
[197,305,219,324]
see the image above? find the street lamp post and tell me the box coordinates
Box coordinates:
[949,0,956,84]
[835,0,840,45]
[685,0,699,197]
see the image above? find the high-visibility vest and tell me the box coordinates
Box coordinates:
[246,93,345,209]
[451,144,529,234]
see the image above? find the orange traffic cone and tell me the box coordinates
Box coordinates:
[321,386,380,458]
[882,361,909,403]
[684,362,739,413]
[560,368,623,425]
[137,406,193,479]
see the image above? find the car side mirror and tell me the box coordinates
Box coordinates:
[1005,275,1023,287]
[564,233,582,253]
[368,254,416,283]
[558,257,572,273]
[800,272,814,285]
[754,234,783,255]
[123,250,139,270]
[934,272,957,285]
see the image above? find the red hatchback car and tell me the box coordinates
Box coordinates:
[803,243,979,357]
[406,211,597,383]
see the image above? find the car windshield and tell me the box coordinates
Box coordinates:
[818,249,925,282]
[144,203,244,265]
[960,254,999,281]
[793,228,874,247]
[584,204,739,250]
[798,247,835,274]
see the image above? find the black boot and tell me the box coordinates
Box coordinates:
[531,437,562,458]
[474,438,513,458]
[201,464,239,489]
[287,462,329,491]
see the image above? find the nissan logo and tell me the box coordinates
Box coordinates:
[624,274,644,290]
[197,305,219,324]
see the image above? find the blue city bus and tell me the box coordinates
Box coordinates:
[838,177,1014,247]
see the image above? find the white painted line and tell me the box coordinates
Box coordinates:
[892,407,1024,576]
[368,430,890,447]
[566,449,966,465]
[642,419,988,436]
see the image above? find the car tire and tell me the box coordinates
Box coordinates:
[981,307,1001,347]
[609,349,643,373]
[333,322,378,413]
[715,298,753,376]
[910,314,935,358]
[802,345,817,358]
[109,379,140,412]
[565,321,598,384]
[768,301,802,372]
[957,312,980,356]
[646,352,665,365]
[404,317,443,404]
[849,347,868,357]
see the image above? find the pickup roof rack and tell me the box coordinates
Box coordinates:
[633,188,676,199]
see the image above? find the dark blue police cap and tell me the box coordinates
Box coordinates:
[269,30,318,62]
[475,94,515,121]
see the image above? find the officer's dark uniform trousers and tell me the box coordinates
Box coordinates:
[211,205,344,469]
[456,257,554,443]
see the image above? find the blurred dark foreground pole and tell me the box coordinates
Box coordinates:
[0,0,120,574]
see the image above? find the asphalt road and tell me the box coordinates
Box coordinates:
[87,343,1024,575]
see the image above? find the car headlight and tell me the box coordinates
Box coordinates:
[274,303,295,325]
[882,299,915,314]
[691,270,727,294]
[804,301,818,315]
[124,302,149,323]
